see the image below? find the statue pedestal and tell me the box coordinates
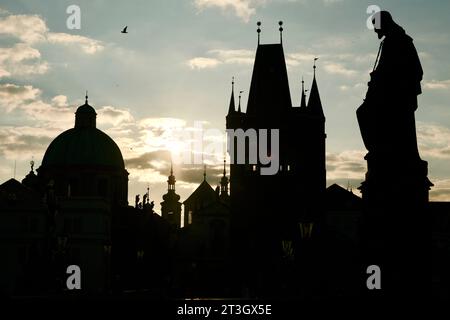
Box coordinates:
[358,154,432,299]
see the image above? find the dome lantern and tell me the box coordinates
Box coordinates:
[75,92,97,128]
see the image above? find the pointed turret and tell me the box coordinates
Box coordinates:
[307,58,324,117]
[300,77,307,108]
[227,77,236,115]
[220,159,229,198]
[238,91,243,113]
[167,162,176,191]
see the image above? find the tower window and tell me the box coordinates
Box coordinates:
[188,210,193,225]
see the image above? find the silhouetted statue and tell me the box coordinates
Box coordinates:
[135,194,140,208]
[357,10,422,162]
[357,11,431,300]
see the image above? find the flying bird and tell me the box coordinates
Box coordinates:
[121,26,128,34]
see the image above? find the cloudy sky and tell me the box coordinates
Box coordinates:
[0,0,449,210]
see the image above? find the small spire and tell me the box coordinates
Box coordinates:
[85,90,88,104]
[228,77,236,115]
[278,21,283,45]
[168,161,176,191]
[307,58,324,117]
[238,90,243,113]
[313,57,319,78]
[203,164,207,181]
[257,21,261,45]
[300,77,307,108]
[220,158,229,196]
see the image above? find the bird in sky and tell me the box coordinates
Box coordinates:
[121,26,128,34]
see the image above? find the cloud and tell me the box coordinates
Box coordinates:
[187,57,222,69]
[323,0,343,4]
[286,52,317,67]
[208,49,254,64]
[339,83,365,91]
[423,79,450,90]
[326,150,366,181]
[125,150,171,170]
[51,95,68,107]
[417,122,450,159]
[0,126,59,160]
[97,106,134,126]
[0,12,104,54]
[324,62,357,76]
[0,83,77,126]
[0,14,47,43]
[0,7,10,15]
[429,178,450,201]
[187,49,254,69]
[194,0,264,23]
[0,83,41,112]
[47,33,104,54]
[0,43,49,78]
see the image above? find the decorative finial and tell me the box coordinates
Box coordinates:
[313,57,319,77]
[300,76,307,108]
[223,158,226,176]
[30,159,34,172]
[257,21,261,45]
[203,164,207,181]
[238,90,243,112]
[170,161,173,176]
[279,21,283,44]
[85,90,88,104]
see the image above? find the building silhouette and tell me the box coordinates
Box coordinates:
[0,22,449,299]
[226,27,326,296]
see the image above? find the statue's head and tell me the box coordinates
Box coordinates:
[372,11,395,39]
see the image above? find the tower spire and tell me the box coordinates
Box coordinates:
[220,158,229,197]
[167,162,176,191]
[257,21,261,45]
[203,164,207,181]
[227,77,236,115]
[300,76,307,108]
[85,90,88,104]
[313,57,318,78]
[238,91,243,113]
[278,21,283,45]
[307,58,324,117]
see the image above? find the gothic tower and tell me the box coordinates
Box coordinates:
[226,23,326,290]
[160,163,182,228]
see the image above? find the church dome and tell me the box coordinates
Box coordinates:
[42,128,125,169]
[41,96,125,169]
